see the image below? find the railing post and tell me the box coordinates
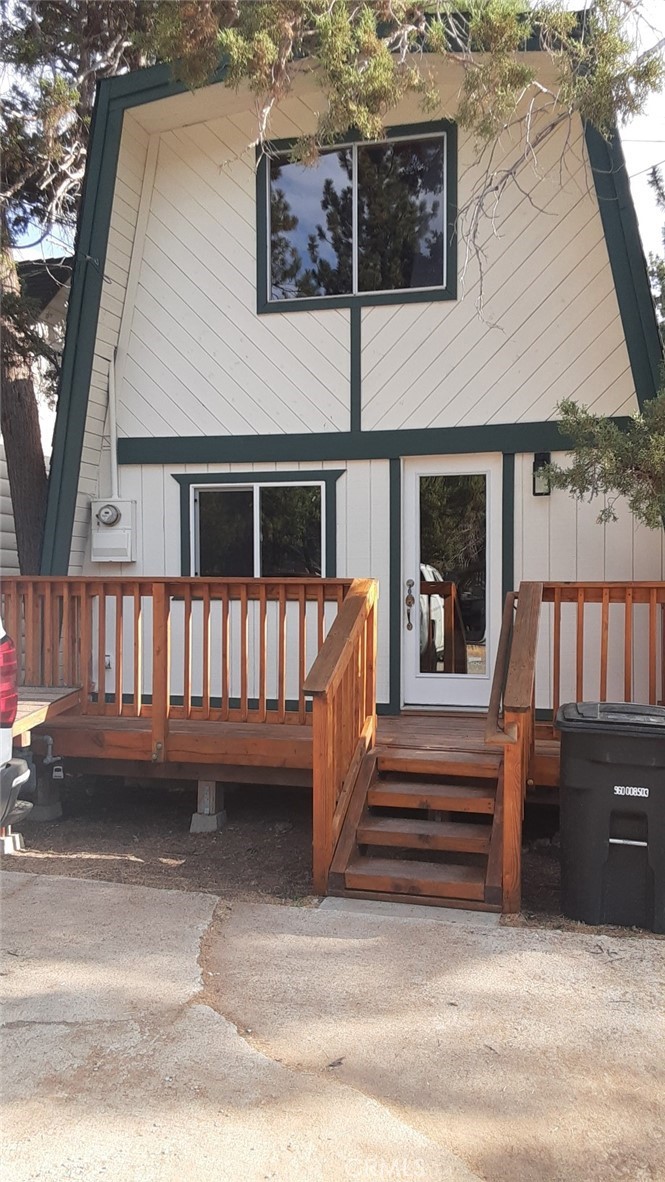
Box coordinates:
[151,583,170,763]
[365,592,378,746]
[311,692,334,894]
[502,710,523,914]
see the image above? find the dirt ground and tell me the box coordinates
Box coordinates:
[1,775,316,903]
[1,775,652,936]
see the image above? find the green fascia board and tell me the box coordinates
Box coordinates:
[41,63,194,576]
[585,124,663,410]
[116,419,630,466]
[41,87,119,574]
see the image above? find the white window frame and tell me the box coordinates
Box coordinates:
[191,480,327,578]
[267,131,448,304]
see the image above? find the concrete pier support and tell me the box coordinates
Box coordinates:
[190,780,226,833]
[30,775,63,822]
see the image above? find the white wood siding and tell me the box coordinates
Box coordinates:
[0,439,19,575]
[85,459,392,705]
[514,454,664,710]
[68,114,151,573]
[116,114,349,442]
[362,120,638,431]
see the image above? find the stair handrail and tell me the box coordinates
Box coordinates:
[485,590,517,746]
[304,577,378,894]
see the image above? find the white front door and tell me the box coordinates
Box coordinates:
[402,455,503,709]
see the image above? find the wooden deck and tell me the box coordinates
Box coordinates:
[34,709,560,784]
[379,714,560,786]
[4,575,662,913]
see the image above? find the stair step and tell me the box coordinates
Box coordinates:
[345,855,486,901]
[357,815,491,853]
[378,748,500,780]
[368,779,495,814]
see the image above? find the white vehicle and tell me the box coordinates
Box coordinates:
[419,563,446,668]
[0,619,31,828]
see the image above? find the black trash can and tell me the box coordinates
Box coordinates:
[556,702,665,933]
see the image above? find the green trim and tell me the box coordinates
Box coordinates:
[41,62,200,575]
[388,458,402,715]
[117,418,611,466]
[173,469,344,577]
[502,453,515,600]
[259,287,458,314]
[41,89,120,574]
[256,121,457,314]
[585,125,663,411]
[350,306,361,431]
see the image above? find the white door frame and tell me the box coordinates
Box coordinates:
[401,454,503,709]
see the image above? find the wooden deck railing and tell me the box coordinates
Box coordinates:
[420,580,467,673]
[542,582,665,714]
[303,578,378,894]
[1,575,354,737]
[489,578,665,913]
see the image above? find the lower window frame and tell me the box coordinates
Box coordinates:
[173,469,345,577]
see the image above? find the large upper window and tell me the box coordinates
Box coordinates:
[263,129,453,309]
[195,483,323,578]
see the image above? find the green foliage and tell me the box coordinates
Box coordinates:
[148,1,665,153]
[648,166,665,328]
[1,1,160,384]
[549,396,665,531]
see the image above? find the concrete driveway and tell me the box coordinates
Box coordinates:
[2,872,664,1182]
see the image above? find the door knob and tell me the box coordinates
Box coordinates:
[405,579,415,630]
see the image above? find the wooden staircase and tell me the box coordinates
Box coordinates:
[329,746,504,911]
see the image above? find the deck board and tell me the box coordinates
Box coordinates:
[35,708,560,783]
[38,713,314,768]
[13,687,81,739]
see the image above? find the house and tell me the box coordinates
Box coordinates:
[7,47,663,913]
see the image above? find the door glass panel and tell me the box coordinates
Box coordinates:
[260,486,322,576]
[419,475,487,675]
[198,489,254,576]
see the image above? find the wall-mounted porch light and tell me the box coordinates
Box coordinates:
[532,452,551,497]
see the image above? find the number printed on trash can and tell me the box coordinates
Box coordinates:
[613,784,650,798]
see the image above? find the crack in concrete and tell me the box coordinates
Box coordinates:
[190,898,486,1182]
[2,1018,132,1030]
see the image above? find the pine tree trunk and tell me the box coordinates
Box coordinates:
[1,244,48,574]
[1,357,48,574]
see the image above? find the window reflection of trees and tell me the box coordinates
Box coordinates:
[269,137,445,299]
[420,474,486,594]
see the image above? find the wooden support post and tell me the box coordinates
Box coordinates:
[190,779,226,833]
[502,711,523,914]
[151,583,170,763]
[311,694,334,895]
[365,597,378,747]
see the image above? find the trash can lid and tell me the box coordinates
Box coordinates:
[556,701,665,734]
